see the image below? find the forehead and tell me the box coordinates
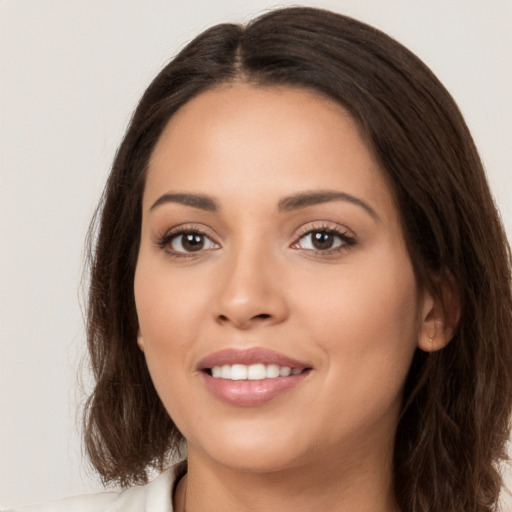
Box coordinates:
[150,83,361,165]
[144,83,396,221]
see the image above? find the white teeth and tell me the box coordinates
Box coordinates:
[231,364,248,380]
[210,364,303,380]
[221,364,231,379]
[266,364,280,378]
[279,366,291,377]
[248,363,266,380]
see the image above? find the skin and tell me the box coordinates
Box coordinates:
[134,83,449,512]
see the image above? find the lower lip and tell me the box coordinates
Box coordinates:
[201,371,310,407]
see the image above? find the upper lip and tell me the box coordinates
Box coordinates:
[197,348,311,371]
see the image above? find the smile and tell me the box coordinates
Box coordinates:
[198,348,312,406]
[209,363,303,380]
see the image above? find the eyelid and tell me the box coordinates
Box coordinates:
[290,221,357,253]
[153,221,356,258]
[155,223,221,256]
[292,221,355,240]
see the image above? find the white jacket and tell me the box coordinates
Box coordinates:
[5,462,185,512]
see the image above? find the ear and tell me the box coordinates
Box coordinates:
[137,329,145,352]
[417,273,460,353]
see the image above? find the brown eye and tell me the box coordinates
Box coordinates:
[169,232,217,253]
[311,231,336,250]
[294,229,354,252]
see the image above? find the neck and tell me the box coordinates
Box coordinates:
[175,442,398,512]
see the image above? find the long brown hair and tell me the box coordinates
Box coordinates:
[84,7,512,511]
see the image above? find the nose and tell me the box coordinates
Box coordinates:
[213,247,289,330]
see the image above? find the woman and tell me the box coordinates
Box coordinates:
[10,6,512,512]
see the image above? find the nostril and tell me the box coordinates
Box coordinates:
[216,312,271,325]
[215,311,278,328]
[254,313,271,320]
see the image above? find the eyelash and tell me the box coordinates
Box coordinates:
[156,223,357,259]
[291,223,357,255]
[156,225,219,259]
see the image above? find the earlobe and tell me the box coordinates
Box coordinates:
[417,318,448,352]
[417,274,460,353]
[137,329,145,352]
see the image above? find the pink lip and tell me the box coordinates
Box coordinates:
[197,347,310,370]
[197,348,312,407]
[201,373,310,407]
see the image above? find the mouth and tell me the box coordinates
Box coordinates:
[197,348,313,406]
[204,363,307,380]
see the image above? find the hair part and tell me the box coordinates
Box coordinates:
[84,7,512,511]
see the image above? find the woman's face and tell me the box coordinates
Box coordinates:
[134,84,434,473]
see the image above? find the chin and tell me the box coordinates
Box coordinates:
[188,424,311,474]
[207,447,303,474]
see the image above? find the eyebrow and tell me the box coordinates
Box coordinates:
[149,189,379,221]
[150,193,219,212]
[278,190,379,221]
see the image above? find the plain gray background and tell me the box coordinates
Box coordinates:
[1,0,511,508]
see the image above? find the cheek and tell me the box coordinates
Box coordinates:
[133,256,211,398]
[135,254,211,344]
[301,253,417,338]
[297,251,419,409]
[133,259,208,431]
